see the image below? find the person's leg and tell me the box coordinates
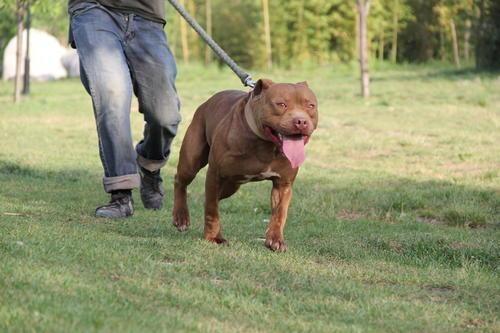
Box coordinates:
[124,15,181,209]
[70,4,139,216]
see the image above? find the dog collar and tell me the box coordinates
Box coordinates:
[244,104,268,141]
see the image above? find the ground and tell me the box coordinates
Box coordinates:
[0,64,499,332]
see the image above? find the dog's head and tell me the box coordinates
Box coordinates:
[247,79,319,168]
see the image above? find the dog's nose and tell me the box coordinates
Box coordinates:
[293,117,309,131]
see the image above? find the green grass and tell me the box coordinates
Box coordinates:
[0,63,499,332]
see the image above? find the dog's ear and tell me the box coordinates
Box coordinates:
[253,79,274,96]
[297,81,309,87]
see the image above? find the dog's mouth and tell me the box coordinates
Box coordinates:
[263,126,310,169]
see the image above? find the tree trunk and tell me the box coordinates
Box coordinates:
[170,13,178,58]
[14,0,25,103]
[439,28,446,61]
[262,0,272,69]
[378,26,385,61]
[390,0,398,63]
[464,18,471,62]
[450,19,460,68]
[357,0,371,98]
[187,0,200,59]
[179,0,190,63]
[22,0,31,96]
[475,0,485,69]
[204,0,212,65]
[354,3,359,59]
[294,0,306,61]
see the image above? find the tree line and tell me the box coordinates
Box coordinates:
[1,0,499,70]
[163,0,499,70]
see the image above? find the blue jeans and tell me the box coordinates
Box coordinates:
[69,1,181,193]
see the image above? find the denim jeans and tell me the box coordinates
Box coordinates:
[69,1,181,193]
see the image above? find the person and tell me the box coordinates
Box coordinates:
[68,0,181,218]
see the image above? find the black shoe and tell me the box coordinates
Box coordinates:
[140,168,165,210]
[95,190,134,218]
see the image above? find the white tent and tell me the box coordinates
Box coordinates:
[2,29,69,81]
[61,49,80,78]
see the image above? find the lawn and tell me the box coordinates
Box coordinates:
[0,63,499,332]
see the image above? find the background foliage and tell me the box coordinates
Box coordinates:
[0,0,499,73]
[166,0,497,69]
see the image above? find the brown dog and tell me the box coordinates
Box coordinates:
[172,79,318,252]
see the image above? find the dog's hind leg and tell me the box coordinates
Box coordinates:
[172,119,209,232]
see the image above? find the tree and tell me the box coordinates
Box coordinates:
[186,0,201,60]
[434,2,461,68]
[14,0,26,103]
[0,5,17,77]
[325,0,357,62]
[475,0,500,69]
[0,0,63,102]
[210,0,264,68]
[204,0,212,64]
[261,0,272,69]
[449,18,460,68]
[391,0,399,62]
[356,0,371,98]
[368,0,395,61]
[179,0,190,63]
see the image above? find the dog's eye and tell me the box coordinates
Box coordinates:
[308,103,316,109]
[276,102,287,108]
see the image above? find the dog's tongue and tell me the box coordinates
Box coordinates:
[282,136,306,168]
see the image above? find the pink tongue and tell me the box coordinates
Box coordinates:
[282,136,306,168]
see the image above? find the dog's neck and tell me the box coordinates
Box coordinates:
[244,103,268,141]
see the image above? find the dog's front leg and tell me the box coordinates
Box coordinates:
[204,166,227,244]
[265,180,293,252]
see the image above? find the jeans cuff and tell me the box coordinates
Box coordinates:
[103,174,141,193]
[137,154,167,172]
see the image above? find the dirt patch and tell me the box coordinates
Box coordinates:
[161,256,185,265]
[462,318,486,330]
[425,285,455,293]
[211,277,226,286]
[424,285,456,303]
[449,242,481,250]
[109,273,121,282]
[388,240,403,253]
[417,216,493,229]
[416,216,445,225]
[337,210,365,221]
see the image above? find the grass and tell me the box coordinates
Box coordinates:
[0,63,499,332]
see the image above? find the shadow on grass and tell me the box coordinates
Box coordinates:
[372,67,500,82]
[284,173,499,271]
[0,159,197,242]
[1,160,499,271]
[0,159,88,182]
[295,174,499,227]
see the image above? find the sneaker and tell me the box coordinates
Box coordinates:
[95,190,134,218]
[140,168,165,210]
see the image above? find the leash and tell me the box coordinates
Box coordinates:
[167,0,256,88]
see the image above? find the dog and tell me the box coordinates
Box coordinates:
[172,79,318,252]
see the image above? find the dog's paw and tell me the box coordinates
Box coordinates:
[265,237,287,252]
[172,211,190,232]
[206,236,228,245]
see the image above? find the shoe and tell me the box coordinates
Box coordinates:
[95,190,134,218]
[140,167,165,210]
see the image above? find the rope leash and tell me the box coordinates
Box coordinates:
[167,0,256,88]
